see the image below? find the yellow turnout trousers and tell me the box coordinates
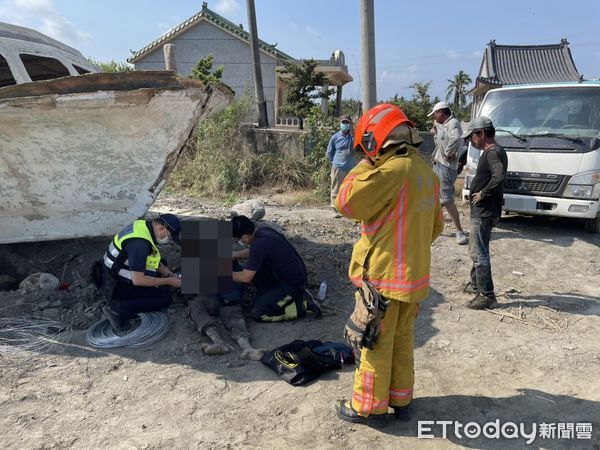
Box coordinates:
[351,299,417,416]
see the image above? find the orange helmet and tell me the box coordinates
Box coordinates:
[353,103,414,158]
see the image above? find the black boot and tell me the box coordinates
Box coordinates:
[392,404,411,421]
[467,293,497,310]
[334,400,388,429]
[102,305,124,332]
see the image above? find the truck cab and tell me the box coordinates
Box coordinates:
[462,81,600,233]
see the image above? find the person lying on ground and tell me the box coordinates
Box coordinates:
[187,261,265,360]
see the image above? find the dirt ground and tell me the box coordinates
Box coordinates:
[1,192,599,449]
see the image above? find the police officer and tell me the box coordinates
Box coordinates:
[101,214,182,330]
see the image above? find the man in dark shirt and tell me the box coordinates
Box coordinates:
[461,116,508,309]
[231,215,317,321]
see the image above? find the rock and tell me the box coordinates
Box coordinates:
[19,273,60,293]
[230,199,266,221]
[0,274,17,290]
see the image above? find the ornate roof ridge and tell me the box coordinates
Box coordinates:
[128,3,295,63]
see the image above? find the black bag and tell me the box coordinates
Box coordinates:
[90,259,104,289]
[90,259,117,301]
[261,340,350,386]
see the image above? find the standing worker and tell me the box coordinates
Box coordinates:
[334,104,444,428]
[460,116,508,309]
[326,115,357,213]
[429,101,468,245]
[101,214,182,331]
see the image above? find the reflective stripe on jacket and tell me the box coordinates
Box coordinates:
[103,220,161,282]
[335,145,444,303]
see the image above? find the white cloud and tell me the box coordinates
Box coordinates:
[305,25,319,37]
[15,0,53,13]
[0,0,89,46]
[380,64,419,83]
[446,49,483,61]
[213,0,242,16]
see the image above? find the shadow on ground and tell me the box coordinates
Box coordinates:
[491,215,600,248]
[381,388,599,449]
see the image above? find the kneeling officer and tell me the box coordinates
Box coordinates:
[101,214,182,330]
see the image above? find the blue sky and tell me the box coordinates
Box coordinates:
[1,0,599,101]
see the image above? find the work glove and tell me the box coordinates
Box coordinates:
[344,280,388,351]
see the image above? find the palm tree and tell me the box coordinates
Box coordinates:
[446,70,472,110]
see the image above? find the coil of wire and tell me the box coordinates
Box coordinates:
[86,312,169,349]
[0,317,71,357]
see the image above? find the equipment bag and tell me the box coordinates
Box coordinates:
[261,339,352,386]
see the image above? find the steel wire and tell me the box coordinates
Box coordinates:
[0,317,72,357]
[85,312,169,348]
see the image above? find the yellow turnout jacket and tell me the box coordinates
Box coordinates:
[335,145,444,303]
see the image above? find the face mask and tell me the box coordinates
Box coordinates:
[340,123,350,132]
[156,236,171,245]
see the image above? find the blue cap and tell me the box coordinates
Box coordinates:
[158,214,181,244]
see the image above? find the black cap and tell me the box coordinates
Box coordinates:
[340,115,352,123]
[158,214,181,244]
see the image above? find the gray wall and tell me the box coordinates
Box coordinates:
[134,20,278,124]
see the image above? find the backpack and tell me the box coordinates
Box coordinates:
[261,340,353,386]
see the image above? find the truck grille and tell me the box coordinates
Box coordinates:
[504,174,566,196]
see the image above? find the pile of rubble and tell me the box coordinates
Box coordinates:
[0,272,104,329]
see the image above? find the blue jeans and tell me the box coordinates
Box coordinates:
[468,217,499,297]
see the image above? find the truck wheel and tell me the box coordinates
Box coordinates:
[583,214,600,233]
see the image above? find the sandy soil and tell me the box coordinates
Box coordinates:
[1,193,599,449]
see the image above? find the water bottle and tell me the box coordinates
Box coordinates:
[318,280,328,302]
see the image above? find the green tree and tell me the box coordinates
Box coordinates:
[446,70,472,110]
[340,98,362,119]
[190,54,224,84]
[280,59,333,128]
[388,81,438,130]
[88,59,133,73]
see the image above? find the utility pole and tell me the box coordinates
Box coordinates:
[360,0,377,110]
[247,0,268,127]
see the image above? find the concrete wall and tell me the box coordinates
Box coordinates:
[240,126,305,158]
[134,20,278,124]
[238,128,436,162]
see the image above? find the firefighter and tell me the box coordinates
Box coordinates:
[334,104,444,428]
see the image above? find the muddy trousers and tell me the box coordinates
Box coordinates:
[188,296,249,341]
[351,300,417,417]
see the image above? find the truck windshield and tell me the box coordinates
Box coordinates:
[480,87,600,139]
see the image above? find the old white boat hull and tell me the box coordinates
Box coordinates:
[0,72,233,243]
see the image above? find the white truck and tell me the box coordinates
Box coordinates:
[462,81,600,233]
